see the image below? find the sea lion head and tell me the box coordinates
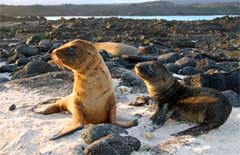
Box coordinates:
[51,39,101,73]
[134,61,176,96]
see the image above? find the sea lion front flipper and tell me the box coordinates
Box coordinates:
[50,123,84,140]
[151,103,174,129]
[50,103,85,140]
[171,123,209,137]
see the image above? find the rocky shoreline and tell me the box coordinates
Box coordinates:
[0,16,239,90]
[0,16,240,155]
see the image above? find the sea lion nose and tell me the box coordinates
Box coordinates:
[51,49,59,60]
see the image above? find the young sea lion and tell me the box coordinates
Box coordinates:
[34,39,138,140]
[134,61,232,136]
[94,42,139,57]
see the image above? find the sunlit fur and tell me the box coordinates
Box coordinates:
[35,39,137,140]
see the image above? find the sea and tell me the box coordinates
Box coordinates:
[45,15,239,21]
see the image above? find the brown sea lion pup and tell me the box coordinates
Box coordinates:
[134,61,232,136]
[34,39,138,140]
[94,42,139,57]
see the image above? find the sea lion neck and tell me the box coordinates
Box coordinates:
[149,80,185,104]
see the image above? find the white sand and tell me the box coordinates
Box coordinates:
[0,80,240,155]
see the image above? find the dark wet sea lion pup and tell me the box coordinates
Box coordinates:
[134,61,232,136]
[34,39,138,140]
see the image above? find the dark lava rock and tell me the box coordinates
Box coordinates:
[178,66,202,75]
[100,50,113,61]
[223,90,240,107]
[139,45,160,55]
[26,34,47,44]
[81,124,128,144]
[174,40,196,48]
[158,52,180,63]
[216,61,239,72]
[121,55,158,64]
[196,58,217,71]
[40,53,51,62]
[0,77,9,83]
[15,44,40,57]
[38,39,52,49]
[83,134,141,155]
[184,68,240,94]
[105,61,124,69]
[129,96,151,107]
[7,52,25,64]
[9,104,16,111]
[109,67,147,93]
[175,56,197,68]
[0,64,17,73]
[15,58,31,66]
[52,41,64,49]
[0,49,11,58]
[111,58,134,69]
[7,72,73,96]
[11,60,56,79]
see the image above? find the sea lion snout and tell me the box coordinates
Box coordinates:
[134,61,156,79]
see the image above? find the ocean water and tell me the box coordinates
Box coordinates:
[45,15,239,21]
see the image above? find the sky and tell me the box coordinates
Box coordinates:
[0,0,237,5]
[0,0,157,5]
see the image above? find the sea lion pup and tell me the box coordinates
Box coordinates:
[94,42,139,57]
[134,61,232,136]
[34,39,138,140]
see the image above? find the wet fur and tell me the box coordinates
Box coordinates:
[34,39,138,140]
[135,61,232,136]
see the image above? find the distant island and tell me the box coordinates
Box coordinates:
[0,1,240,16]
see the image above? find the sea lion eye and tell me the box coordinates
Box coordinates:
[68,46,77,56]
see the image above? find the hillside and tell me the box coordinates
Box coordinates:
[0,1,240,16]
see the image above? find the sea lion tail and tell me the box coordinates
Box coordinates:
[171,123,210,137]
[112,119,138,128]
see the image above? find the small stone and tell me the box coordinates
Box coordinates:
[129,96,151,106]
[9,104,16,111]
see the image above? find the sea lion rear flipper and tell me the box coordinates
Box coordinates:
[171,123,210,137]
[33,95,72,114]
[33,103,61,114]
[50,123,84,140]
[38,98,61,105]
[108,94,138,128]
[112,119,138,128]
